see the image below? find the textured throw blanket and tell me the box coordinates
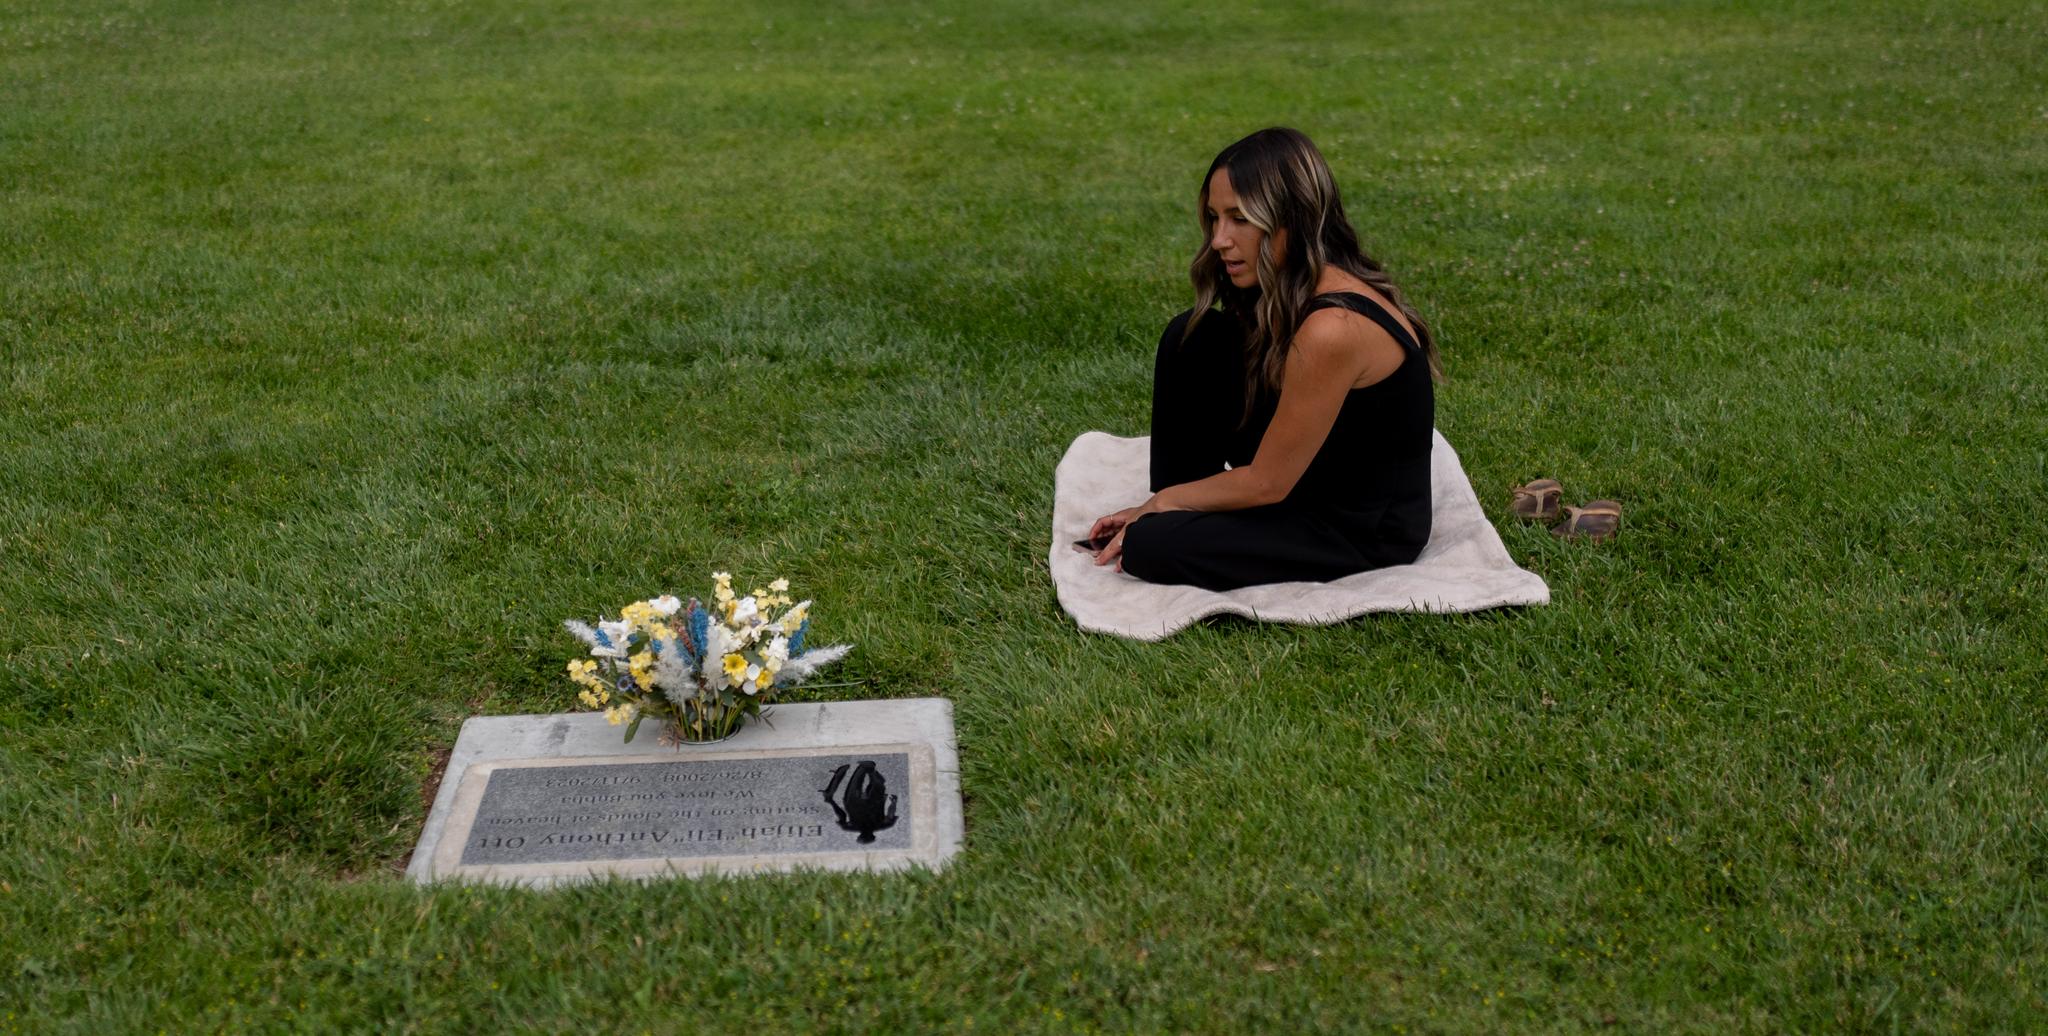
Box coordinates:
[1049,430,1550,640]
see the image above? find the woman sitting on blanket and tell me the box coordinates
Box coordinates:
[1086,127,1444,592]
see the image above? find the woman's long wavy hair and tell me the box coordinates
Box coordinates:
[1185,127,1443,423]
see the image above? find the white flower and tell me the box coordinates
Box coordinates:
[651,594,682,616]
[744,663,762,685]
[730,596,759,627]
[655,646,697,704]
[764,635,789,664]
[593,620,632,658]
[701,623,735,688]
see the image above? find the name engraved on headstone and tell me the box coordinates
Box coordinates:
[457,752,914,867]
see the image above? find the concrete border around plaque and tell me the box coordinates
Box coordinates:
[405,698,962,886]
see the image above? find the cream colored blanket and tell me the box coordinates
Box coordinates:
[1049,430,1550,640]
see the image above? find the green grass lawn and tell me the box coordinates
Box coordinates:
[4,0,2046,1030]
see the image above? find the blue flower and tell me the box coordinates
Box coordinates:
[788,617,809,657]
[689,607,712,659]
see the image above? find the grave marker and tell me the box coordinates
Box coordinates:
[407,700,961,885]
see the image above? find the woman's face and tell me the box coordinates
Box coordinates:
[1206,168,1280,289]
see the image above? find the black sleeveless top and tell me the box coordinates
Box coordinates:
[1232,290,1434,562]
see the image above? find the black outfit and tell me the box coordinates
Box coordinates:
[1119,291,1433,591]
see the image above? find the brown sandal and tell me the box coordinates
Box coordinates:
[1552,500,1621,542]
[1510,479,1563,522]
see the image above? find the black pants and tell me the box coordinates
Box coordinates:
[1119,310,1396,592]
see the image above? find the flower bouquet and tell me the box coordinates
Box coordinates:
[563,572,850,745]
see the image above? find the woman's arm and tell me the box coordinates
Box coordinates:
[1089,309,1406,566]
[1154,309,1406,509]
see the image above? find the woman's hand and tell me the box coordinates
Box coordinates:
[1085,504,1153,571]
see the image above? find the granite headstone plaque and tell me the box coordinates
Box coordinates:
[459,751,914,864]
[408,701,963,885]
[428,743,938,882]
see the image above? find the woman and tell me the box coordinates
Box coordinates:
[1086,127,1443,591]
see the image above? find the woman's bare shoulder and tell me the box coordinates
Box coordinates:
[1313,272,1416,336]
[1296,293,1409,387]
[1295,305,1382,354]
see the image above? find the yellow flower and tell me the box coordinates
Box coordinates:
[746,579,791,608]
[567,658,612,697]
[629,651,656,690]
[722,653,748,682]
[604,703,637,726]
[621,601,657,629]
[754,668,773,691]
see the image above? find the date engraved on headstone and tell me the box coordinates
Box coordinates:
[455,752,914,868]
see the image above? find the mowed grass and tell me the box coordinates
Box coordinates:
[3,0,2045,1030]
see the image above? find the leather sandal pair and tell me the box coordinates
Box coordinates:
[1511,480,1621,542]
